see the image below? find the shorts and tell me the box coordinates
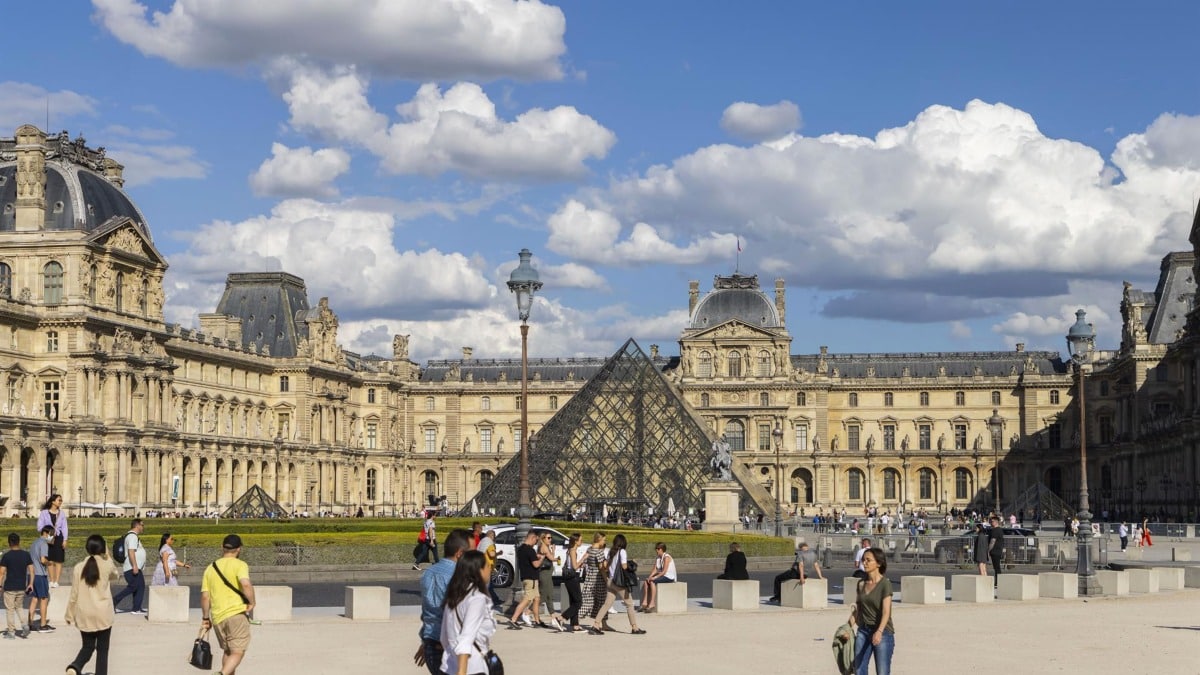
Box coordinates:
[31,576,49,599]
[521,579,539,595]
[47,543,66,564]
[651,577,675,584]
[213,613,252,654]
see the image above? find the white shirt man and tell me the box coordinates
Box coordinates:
[853,538,872,578]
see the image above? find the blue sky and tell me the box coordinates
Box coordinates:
[4,1,1200,361]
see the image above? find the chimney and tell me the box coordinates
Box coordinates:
[775,278,786,324]
[1015,343,1025,353]
[462,346,473,361]
[688,280,700,316]
[14,125,47,232]
[102,157,125,188]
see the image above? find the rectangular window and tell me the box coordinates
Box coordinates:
[848,424,860,451]
[919,424,932,450]
[366,470,377,502]
[279,376,289,392]
[920,392,930,406]
[955,471,969,500]
[883,472,897,500]
[480,428,492,453]
[1099,415,1113,444]
[1048,423,1061,449]
[46,331,58,352]
[954,424,967,450]
[848,472,861,500]
[884,392,893,407]
[795,426,808,451]
[515,427,522,454]
[1049,390,1060,405]
[424,428,436,453]
[760,392,769,407]
[883,424,896,451]
[758,423,772,451]
[367,388,376,404]
[366,422,377,449]
[277,412,290,438]
[43,381,60,420]
[425,397,435,411]
[515,395,522,410]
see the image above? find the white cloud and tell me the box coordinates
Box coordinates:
[91,0,567,80]
[0,82,96,131]
[107,140,208,186]
[949,321,972,339]
[281,70,615,180]
[720,100,801,142]
[547,199,736,265]
[249,143,351,198]
[537,262,608,290]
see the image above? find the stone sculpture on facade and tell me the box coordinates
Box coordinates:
[709,436,733,481]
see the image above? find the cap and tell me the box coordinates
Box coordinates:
[222,534,244,549]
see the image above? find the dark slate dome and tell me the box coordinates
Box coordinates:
[690,274,780,329]
[0,162,149,235]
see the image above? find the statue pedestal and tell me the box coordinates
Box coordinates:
[702,481,742,532]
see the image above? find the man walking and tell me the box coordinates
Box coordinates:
[1118,522,1129,552]
[852,538,872,579]
[475,528,503,607]
[0,533,33,639]
[506,531,544,629]
[112,519,146,614]
[414,529,471,675]
[28,525,54,631]
[412,511,438,570]
[201,534,256,675]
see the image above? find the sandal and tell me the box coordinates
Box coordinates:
[506,622,523,630]
[632,628,647,635]
[587,626,604,636]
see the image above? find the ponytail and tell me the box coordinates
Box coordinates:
[82,534,107,587]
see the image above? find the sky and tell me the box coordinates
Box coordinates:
[4,1,1200,362]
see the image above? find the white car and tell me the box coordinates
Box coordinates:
[487,523,590,589]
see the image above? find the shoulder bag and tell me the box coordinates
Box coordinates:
[620,558,639,588]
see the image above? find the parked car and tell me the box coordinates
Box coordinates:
[934,527,1040,564]
[488,523,590,589]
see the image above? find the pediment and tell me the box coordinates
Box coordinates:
[688,319,778,341]
[87,217,167,266]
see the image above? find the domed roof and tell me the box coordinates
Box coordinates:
[690,274,780,329]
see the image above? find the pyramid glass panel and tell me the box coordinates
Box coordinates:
[470,339,718,517]
[221,484,289,518]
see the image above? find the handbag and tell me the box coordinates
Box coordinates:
[478,644,504,675]
[620,559,639,588]
[189,627,213,670]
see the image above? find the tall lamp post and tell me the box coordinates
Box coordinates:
[99,469,107,519]
[201,480,213,518]
[772,423,784,537]
[507,248,542,543]
[988,409,1004,515]
[1066,308,1099,596]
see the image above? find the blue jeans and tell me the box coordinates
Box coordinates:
[853,627,894,675]
[112,570,145,612]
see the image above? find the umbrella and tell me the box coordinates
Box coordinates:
[602,504,609,522]
[469,499,479,516]
[667,497,677,517]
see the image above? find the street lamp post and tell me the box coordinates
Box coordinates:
[99,469,107,518]
[988,409,1004,515]
[76,485,82,518]
[507,248,542,544]
[1065,308,1099,596]
[201,480,213,518]
[772,423,784,537]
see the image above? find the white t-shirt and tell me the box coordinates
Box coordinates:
[423,518,436,541]
[122,531,146,573]
[608,548,627,582]
[854,546,867,572]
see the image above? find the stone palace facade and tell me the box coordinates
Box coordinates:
[0,123,1193,519]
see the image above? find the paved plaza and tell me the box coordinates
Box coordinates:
[3,585,1196,674]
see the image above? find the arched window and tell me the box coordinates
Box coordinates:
[919,391,930,406]
[884,392,894,407]
[757,350,772,377]
[919,468,936,500]
[423,471,439,502]
[480,396,490,411]
[991,391,1001,406]
[759,392,769,406]
[700,393,710,407]
[478,470,494,491]
[849,392,859,407]
[139,278,148,314]
[848,469,864,501]
[955,468,971,500]
[88,265,96,304]
[366,468,377,501]
[115,271,124,311]
[549,396,558,410]
[0,262,11,298]
[43,261,64,305]
[796,392,806,406]
[698,351,713,378]
[727,351,742,378]
[724,420,745,451]
[1049,390,1060,405]
[955,391,965,406]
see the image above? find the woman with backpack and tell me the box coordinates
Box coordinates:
[590,533,645,635]
[64,535,119,675]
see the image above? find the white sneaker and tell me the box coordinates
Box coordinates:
[549,618,563,632]
[49,582,58,588]
[608,607,618,614]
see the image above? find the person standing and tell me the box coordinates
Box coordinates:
[973,524,989,575]
[505,532,543,629]
[64,535,119,675]
[28,525,54,631]
[591,533,644,635]
[150,533,190,586]
[847,548,895,675]
[412,511,438,570]
[440,550,498,675]
[987,516,1004,587]
[414,529,470,675]
[201,534,256,675]
[111,519,147,614]
[36,494,68,588]
[0,532,34,639]
[1118,522,1129,552]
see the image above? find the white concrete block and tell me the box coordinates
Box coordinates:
[1183,566,1200,589]
[1128,568,1159,593]
[148,585,190,623]
[45,585,72,625]
[1038,572,1078,599]
[997,574,1038,601]
[1172,548,1192,562]
[254,585,293,622]
[843,577,861,607]
[345,586,390,621]
[1096,570,1129,596]
[1125,548,1144,560]
[950,574,993,603]
[900,576,945,605]
[712,579,759,610]
[781,577,827,609]
[1154,567,1185,591]
[655,582,689,614]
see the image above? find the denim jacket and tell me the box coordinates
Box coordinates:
[419,558,457,641]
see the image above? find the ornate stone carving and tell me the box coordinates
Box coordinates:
[392,334,410,360]
[107,228,144,256]
[113,327,133,352]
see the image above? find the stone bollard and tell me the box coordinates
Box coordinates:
[997,574,1038,601]
[656,582,689,614]
[1172,548,1191,562]
[254,585,293,622]
[950,575,993,603]
[781,578,827,609]
[345,586,391,621]
[1154,567,1185,591]
[1038,572,1078,599]
[45,585,72,625]
[1096,570,1129,596]
[148,585,190,623]
[900,576,945,605]
[712,579,759,610]
[1184,566,1200,589]
[1128,568,1159,593]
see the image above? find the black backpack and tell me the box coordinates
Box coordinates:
[112,531,135,565]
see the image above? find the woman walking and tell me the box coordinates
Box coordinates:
[1142,517,1154,547]
[150,533,191,586]
[848,547,895,675]
[578,532,608,627]
[64,535,119,675]
[440,550,497,675]
[590,533,645,635]
[536,532,562,630]
[35,494,67,587]
[560,533,586,632]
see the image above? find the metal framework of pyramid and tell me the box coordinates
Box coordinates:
[220,484,289,519]
[470,338,717,517]
[1005,482,1073,520]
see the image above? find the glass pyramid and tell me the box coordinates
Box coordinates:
[470,338,716,518]
[220,484,289,519]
